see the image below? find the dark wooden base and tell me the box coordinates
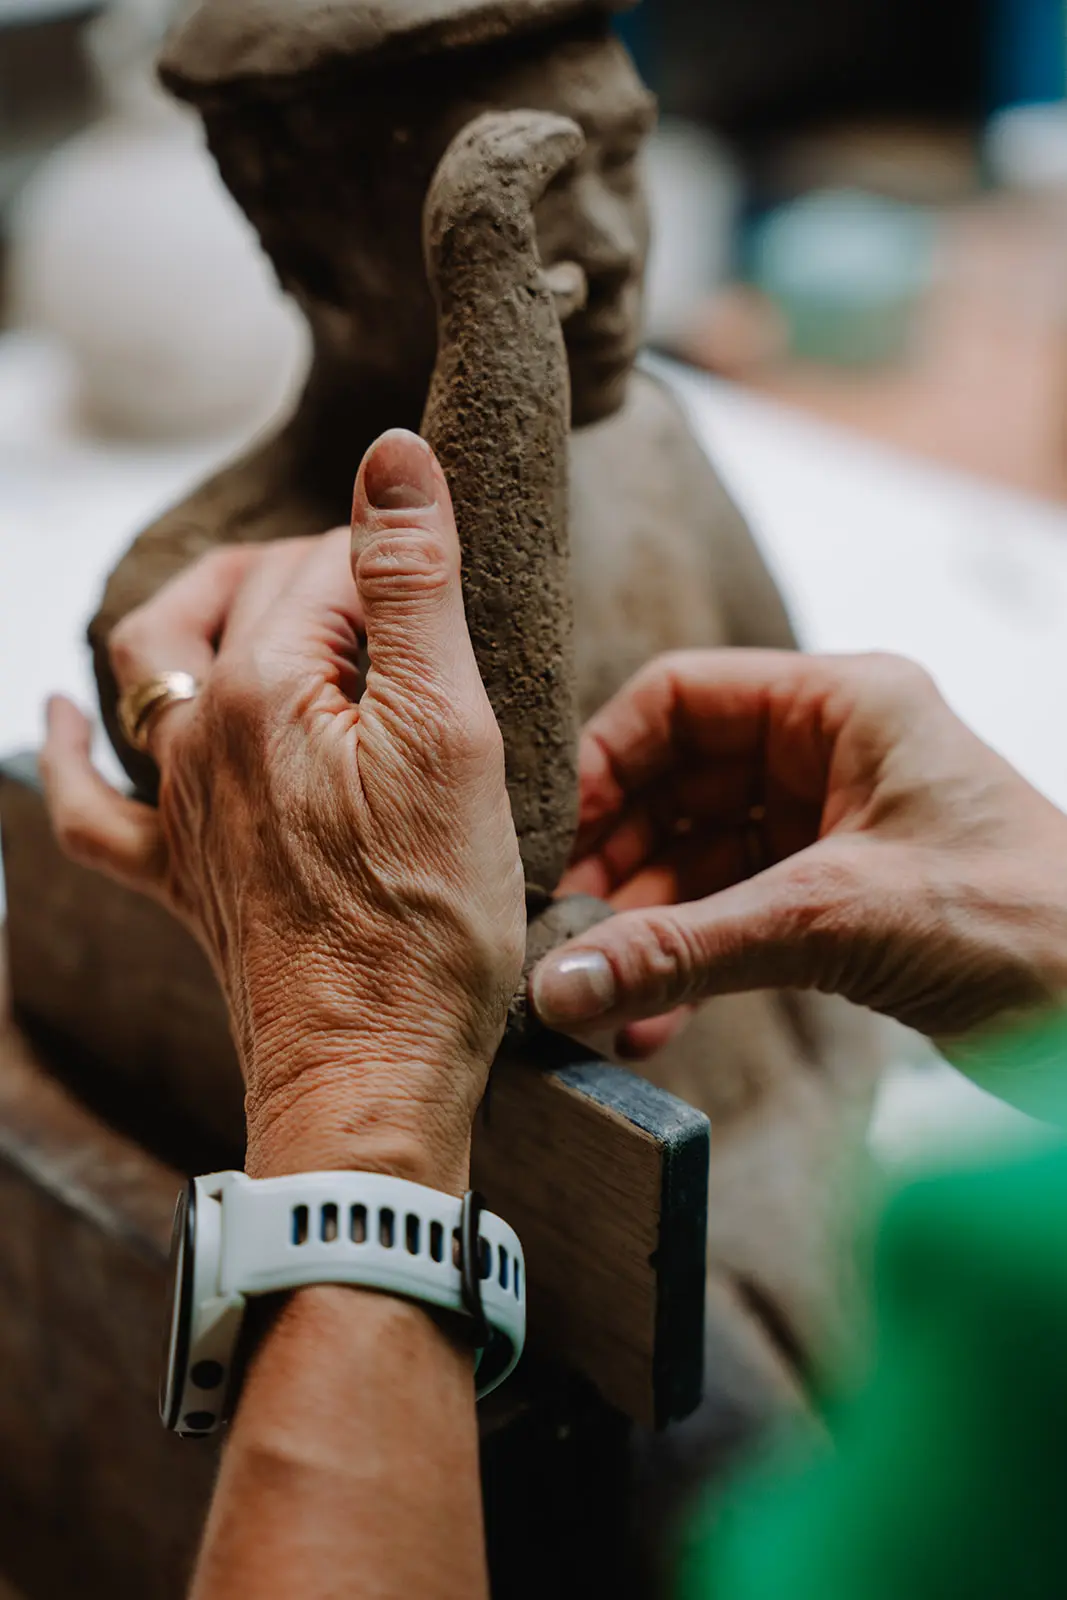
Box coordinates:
[0,972,215,1600]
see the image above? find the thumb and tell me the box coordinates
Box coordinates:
[351,429,477,706]
[530,849,873,1032]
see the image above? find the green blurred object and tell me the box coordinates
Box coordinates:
[941,1005,1067,1125]
[751,188,936,367]
[676,1059,1067,1600]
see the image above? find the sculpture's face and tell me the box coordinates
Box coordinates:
[490,34,656,426]
[208,28,654,428]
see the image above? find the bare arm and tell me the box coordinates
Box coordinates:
[193,1287,485,1600]
[43,429,525,1598]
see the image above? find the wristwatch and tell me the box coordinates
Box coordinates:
[160,1170,527,1437]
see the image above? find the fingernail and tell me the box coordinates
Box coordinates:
[532,950,616,1028]
[362,429,438,511]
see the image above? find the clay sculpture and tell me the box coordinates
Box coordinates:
[88,0,885,1459]
[421,108,584,895]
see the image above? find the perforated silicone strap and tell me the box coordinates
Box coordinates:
[216,1171,526,1393]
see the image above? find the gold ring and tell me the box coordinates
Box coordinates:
[117,671,200,754]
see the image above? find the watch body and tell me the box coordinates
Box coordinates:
[160,1171,526,1437]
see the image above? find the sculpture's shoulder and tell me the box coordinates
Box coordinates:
[568,370,796,716]
[570,368,774,577]
[571,367,714,484]
[90,425,340,647]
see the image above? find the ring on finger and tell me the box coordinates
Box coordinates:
[117,671,200,754]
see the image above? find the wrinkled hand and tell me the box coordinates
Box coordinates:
[43,430,525,1192]
[531,649,1067,1046]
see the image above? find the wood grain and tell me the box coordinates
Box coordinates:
[0,961,216,1600]
[1,753,709,1428]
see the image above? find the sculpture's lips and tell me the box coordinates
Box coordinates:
[566,315,634,347]
[565,318,638,369]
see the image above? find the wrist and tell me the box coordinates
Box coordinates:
[225,945,496,1193]
[243,1047,477,1195]
[930,864,1067,1052]
[246,1094,473,1194]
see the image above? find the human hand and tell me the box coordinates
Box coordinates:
[530,650,1067,1046]
[42,430,525,1193]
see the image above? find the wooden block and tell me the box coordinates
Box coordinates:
[0,967,216,1600]
[1,753,709,1428]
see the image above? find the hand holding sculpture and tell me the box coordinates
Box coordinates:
[42,430,525,1195]
[533,650,1067,1046]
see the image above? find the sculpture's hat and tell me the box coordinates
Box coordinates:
[161,0,636,96]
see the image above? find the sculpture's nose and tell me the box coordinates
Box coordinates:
[570,170,641,289]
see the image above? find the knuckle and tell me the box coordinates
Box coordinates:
[204,654,270,725]
[444,702,502,771]
[196,544,246,583]
[770,854,867,977]
[417,696,479,763]
[51,804,98,866]
[356,531,455,600]
[397,682,499,770]
[778,852,857,918]
[108,615,150,681]
[861,651,938,703]
[617,910,703,1008]
[631,649,688,697]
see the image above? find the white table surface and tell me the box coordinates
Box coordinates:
[3,328,1065,1163]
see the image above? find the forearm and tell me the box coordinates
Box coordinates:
[191,1286,486,1600]
[192,1001,490,1600]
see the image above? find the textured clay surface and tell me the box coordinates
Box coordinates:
[161,0,633,88]
[421,110,583,894]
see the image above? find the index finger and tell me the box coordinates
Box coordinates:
[108,544,261,698]
[576,648,866,836]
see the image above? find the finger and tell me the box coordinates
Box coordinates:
[221,529,365,708]
[530,843,875,1032]
[607,828,776,910]
[109,544,261,762]
[615,1009,694,1062]
[578,648,846,818]
[351,429,484,715]
[566,745,790,904]
[560,824,760,911]
[109,544,261,694]
[558,808,659,901]
[40,697,165,893]
[220,533,352,655]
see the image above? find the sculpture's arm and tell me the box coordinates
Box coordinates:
[671,418,799,651]
[421,110,586,896]
[698,464,798,651]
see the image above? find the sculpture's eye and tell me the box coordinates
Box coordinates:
[541,160,579,201]
[600,144,640,182]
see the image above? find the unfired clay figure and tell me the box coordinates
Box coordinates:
[90,0,884,1449]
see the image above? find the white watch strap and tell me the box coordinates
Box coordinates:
[207,1171,525,1395]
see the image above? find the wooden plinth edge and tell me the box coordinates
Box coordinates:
[0,951,215,1600]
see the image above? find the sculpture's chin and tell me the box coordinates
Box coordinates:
[570,364,634,430]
